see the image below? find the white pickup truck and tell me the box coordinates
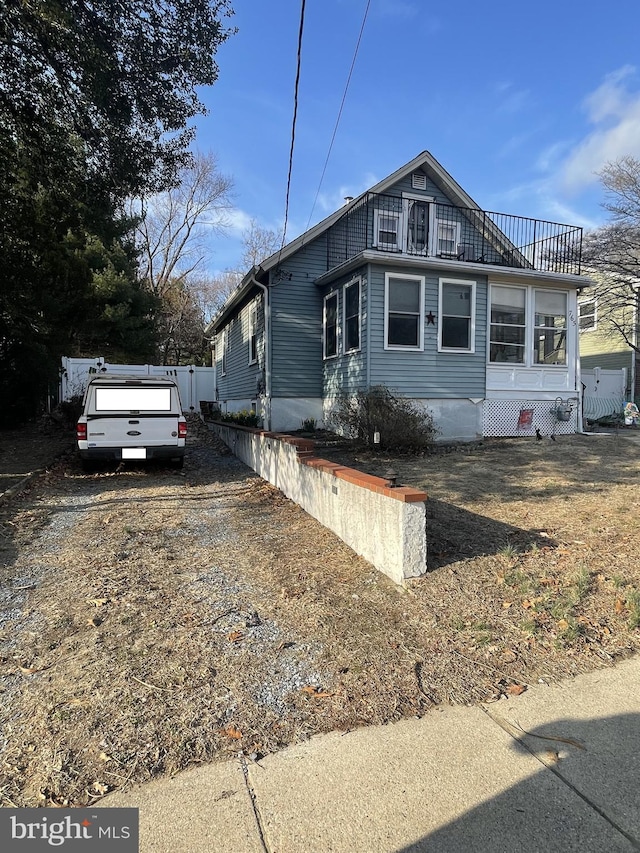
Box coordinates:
[76,374,187,468]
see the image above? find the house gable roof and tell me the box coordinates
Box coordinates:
[207,151,476,332]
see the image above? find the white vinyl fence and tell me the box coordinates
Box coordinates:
[581,367,627,421]
[60,357,216,413]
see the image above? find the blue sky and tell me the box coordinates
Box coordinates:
[195,0,640,272]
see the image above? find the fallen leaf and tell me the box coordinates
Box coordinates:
[557,619,569,631]
[98,752,112,763]
[543,749,559,764]
[615,599,625,614]
[222,725,243,740]
[301,685,333,698]
[501,649,517,663]
[18,665,38,675]
[522,599,533,609]
[227,630,245,643]
[87,598,109,607]
[92,782,109,795]
[507,684,527,696]
[502,601,513,609]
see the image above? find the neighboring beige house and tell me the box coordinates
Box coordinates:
[579,295,639,401]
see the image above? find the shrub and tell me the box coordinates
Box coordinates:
[219,409,261,428]
[301,417,317,433]
[328,385,438,451]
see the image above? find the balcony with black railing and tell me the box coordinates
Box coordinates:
[326,193,583,276]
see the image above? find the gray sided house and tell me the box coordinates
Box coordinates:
[207,152,586,441]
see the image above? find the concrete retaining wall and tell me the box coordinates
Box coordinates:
[209,423,427,585]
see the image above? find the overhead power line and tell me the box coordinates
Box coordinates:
[279,0,307,254]
[305,0,372,232]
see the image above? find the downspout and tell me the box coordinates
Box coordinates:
[249,275,271,430]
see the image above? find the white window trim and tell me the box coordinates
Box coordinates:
[342,276,362,354]
[438,278,476,353]
[323,291,339,360]
[488,283,571,368]
[435,218,461,257]
[384,272,425,351]
[248,301,258,365]
[488,283,527,365]
[220,329,227,376]
[373,209,402,251]
[534,288,568,366]
[578,298,597,332]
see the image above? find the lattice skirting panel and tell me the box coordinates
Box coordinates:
[483,398,579,437]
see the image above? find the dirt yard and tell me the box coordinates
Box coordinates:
[0,418,639,808]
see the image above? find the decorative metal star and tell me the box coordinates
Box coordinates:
[426,311,436,325]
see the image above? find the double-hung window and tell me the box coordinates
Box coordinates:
[439,279,475,352]
[323,291,338,359]
[578,299,597,331]
[248,301,258,364]
[436,219,461,256]
[385,274,424,349]
[490,285,526,363]
[535,291,567,365]
[343,278,361,353]
[374,210,402,251]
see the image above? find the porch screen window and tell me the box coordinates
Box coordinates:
[579,299,596,331]
[385,275,423,349]
[323,292,338,358]
[440,280,475,351]
[248,302,258,364]
[490,286,526,363]
[343,279,361,352]
[535,291,567,365]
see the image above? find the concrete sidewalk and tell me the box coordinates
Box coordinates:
[102,655,640,852]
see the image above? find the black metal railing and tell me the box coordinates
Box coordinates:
[326,193,583,276]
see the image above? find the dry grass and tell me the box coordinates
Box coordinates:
[0,421,639,807]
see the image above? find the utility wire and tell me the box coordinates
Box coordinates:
[305,0,372,232]
[279,0,307,257]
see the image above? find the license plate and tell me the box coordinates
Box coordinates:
[122,448,146,459]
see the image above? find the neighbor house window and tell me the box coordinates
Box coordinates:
[374,210,401,251]
[535,290,567,365]
[323,291,338,358]
[579,299,597,331]
[248,301,258,364]
[385,273,424,349]
[490,285,526,363]
[343,278,361,353]
[439,279,475,352]
[436,219,461,256]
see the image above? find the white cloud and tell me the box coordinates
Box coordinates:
[560,66,640,191]
[224,208,254,235]
[315,171,380,217]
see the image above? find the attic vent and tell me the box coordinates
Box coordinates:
[412,173,427,190]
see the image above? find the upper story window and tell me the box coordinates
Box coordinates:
[535,290,567,365]
[489,285,568,366]
[373,210,401,251]
[384,273,424,350]
[323,291,338,359]
[439,278,476,352]
[436,219,461,256]
[343,278,361,353]
[248,301,258,364]
[579,299,597,331]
